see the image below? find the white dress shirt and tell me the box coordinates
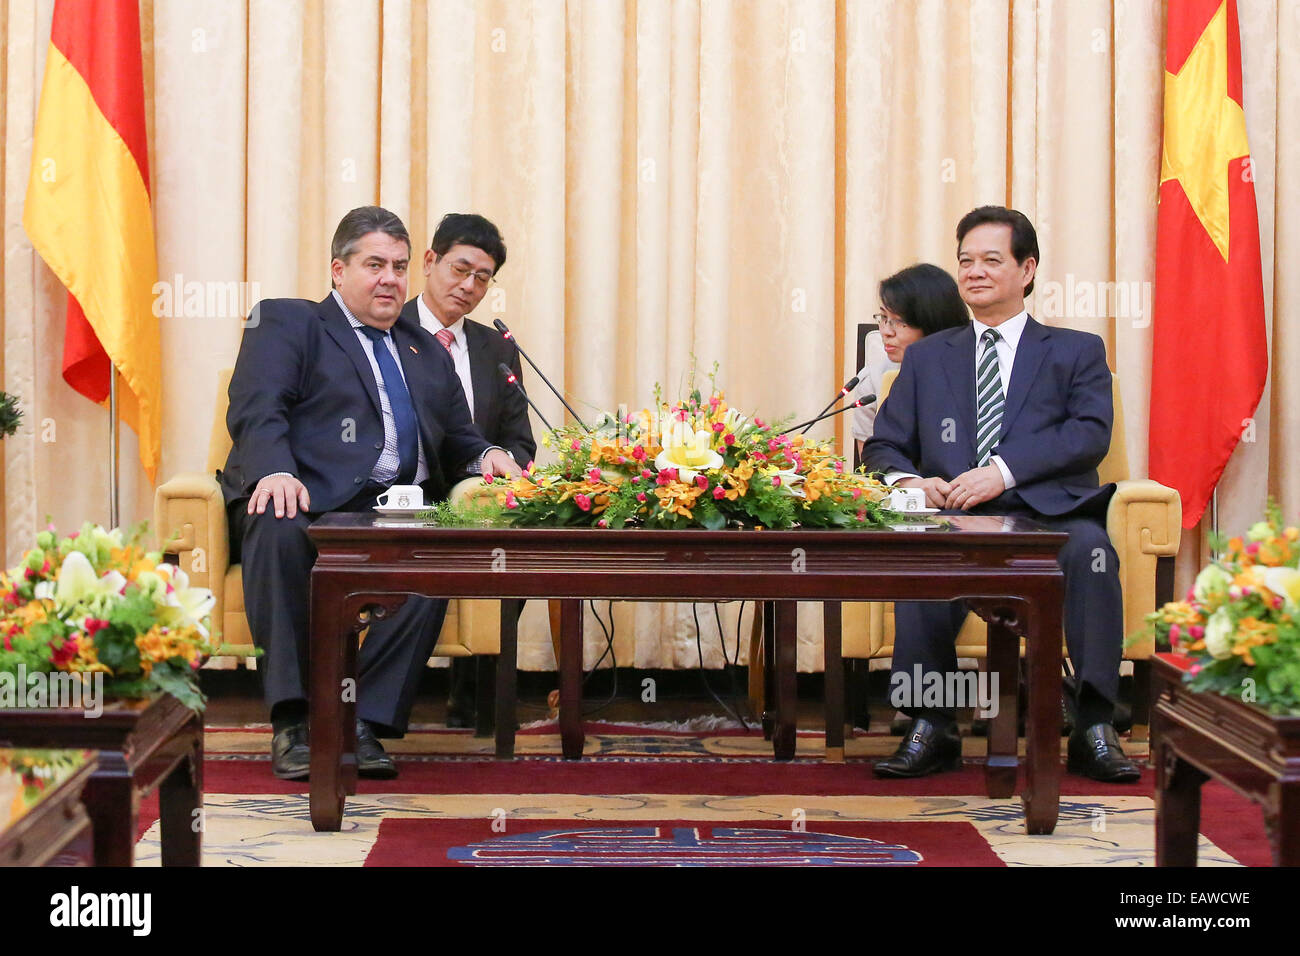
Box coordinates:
[416,294,474,421]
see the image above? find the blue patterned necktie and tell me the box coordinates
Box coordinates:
[356,324,418,484]
[974,328,1005,467]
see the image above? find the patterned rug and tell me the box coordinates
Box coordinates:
[132,722,1271,866]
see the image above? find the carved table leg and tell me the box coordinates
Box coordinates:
[1154,742,1207,866]
[823,602,844,762]
[1266,779,1300,867]
[985,614,1019,799]
[159,717,203,866]
[495,599,520,759]
[1023,594,1062,835]
[310,583,350,832]
[559,599,585,760]
[83,756,136,866]
[773,601,798,761]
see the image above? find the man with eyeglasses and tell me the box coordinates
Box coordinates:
[401,213,536,727]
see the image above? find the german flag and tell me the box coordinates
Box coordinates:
[1149,0,1267,529]
[23,0,162,482]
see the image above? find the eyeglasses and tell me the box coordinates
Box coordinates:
[874,312,912,331]
[445,259,496,287]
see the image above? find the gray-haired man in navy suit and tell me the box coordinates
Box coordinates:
[220,206,521,779]
[864,206,1139,783]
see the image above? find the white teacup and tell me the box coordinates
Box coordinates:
[377,484,423,509]
[889,487,927,512]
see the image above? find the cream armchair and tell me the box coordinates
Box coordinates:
[154,370,504,731]
[832,371,1180,742]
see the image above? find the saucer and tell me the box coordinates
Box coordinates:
[373,505,428,517]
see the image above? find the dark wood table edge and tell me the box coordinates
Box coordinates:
[0,756,97,867]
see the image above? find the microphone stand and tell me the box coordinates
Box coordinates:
[799,375,860,435]
[492,318,591,431]
[781,395,875,435]
[497,363,556,432]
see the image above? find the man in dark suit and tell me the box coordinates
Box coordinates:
[221,206,520,779]
[864,205,1139,783]
[401,213,536,727]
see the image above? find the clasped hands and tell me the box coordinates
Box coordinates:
[897,464,1004,511]
[248,449,522,520]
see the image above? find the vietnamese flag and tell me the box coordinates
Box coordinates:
[23,0,162,481]
[1149,0,1267,530]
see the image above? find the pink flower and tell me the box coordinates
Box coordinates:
[597,518,609,529]
[851,487,862,500]
[1169,623,1181,643]
[574,494,592,512]
[835,460,845,473]
[752,452,767,462]
[856,509,866,521]
[724,434,735,446]
[1188,625,1204,639]
[642,469,653,480]
[588,468,602,482]
[1188,663,1202,676]
[1274,595,1285,609]
[571,439,581,451]
[660,467,679,483]
[753,418,765,428]
[505,491,518,509]
[713,422,725,432]
[632,445,646,462]
[713,486,725,499]
[631,475,640,484]
[695,475,708,489]
[768,438,780,452]
[1229,585,1244,600]
[616,456,627,465]
[637,492,647,503]
[483,474,494,484]
[1246,542,1260,555]
[1186,587,1197,602]
[772,476,782,487]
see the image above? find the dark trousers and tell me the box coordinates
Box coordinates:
[893,493,1122,720]
[229,484,446,734]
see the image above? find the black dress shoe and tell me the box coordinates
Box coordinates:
[1067,722,1141,783]
[444,707,473,729]
[355,720,398,780]
[873,717,962,778]
[271,722,310,781]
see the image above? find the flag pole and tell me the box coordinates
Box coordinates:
[109,368,120,528]
[1211,488,1219,560]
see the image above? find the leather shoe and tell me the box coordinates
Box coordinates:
[1067,722,1140,783]
[445,707,473,729]
[355,720,398,780]
[873,717,962,778]
[271,721,310,781]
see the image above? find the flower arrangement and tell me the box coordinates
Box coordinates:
[477,370,899,530]
[1139,502,1300,714]
[0,523,217,712]
[0,749,90,823]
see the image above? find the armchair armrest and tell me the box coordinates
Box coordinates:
[154,473,231,640]
[1106,478,1182,656]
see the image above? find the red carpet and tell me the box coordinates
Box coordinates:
[366,818,1001,866]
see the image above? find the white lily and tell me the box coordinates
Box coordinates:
[51,550,126,615]
[655,421,723,482]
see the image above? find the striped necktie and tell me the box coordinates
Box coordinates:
[974,328,1004,467]
[435,328,454,352]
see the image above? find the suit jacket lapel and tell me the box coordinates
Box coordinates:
[318,294,382,418]
[942,326,978,459]
[999,315,1050,437]
[464,320,493,426]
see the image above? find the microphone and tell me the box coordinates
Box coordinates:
[498,362,555,432]
[492,318,591,431]
[782,395,875,435]
[800,375,860,435]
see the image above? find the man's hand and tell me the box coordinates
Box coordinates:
[897,476,952,509]
[247,474,311,519]
[943,464,1005,511]
[480,448,523,480]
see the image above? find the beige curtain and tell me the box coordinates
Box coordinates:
[3,0,1297,670]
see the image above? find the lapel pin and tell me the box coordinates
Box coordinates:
[409,345,418,354]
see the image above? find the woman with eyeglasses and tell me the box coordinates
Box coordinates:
[852,263,970,458]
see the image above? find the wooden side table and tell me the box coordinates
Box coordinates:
[1152,654,1300,866]
[0,749,97,866]
[0,694,203,866]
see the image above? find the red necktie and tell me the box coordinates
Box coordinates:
[435,328,454,352]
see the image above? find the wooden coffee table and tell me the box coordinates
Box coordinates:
[1152,653,1300,865]
[306,514,1066,834]
[0,749,97,866]
[0,694,203,866]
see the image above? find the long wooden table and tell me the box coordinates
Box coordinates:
[306,514,1066,833]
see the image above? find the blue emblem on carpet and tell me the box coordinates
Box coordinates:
[448,827,923,865]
